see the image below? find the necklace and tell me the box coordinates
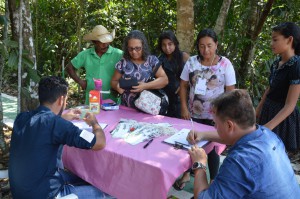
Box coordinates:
[199,53,216,67]
[210,54,216,66]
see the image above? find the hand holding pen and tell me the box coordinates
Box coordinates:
[187,118,202,145]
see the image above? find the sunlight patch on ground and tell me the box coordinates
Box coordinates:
[1,93,17,128]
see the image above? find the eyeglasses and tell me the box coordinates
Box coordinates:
[128,46,142,52]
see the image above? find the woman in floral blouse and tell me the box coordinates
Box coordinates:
[175,28,236,190]
[111,30,168,108]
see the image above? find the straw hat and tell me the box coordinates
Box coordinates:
[83,25,115,43]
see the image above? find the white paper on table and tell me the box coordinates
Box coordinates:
[163,128,209,150]
[73,121,107,132]
[111,123,131,138]
[111,121,177,145]
[124,133,148,145]
[152,123,172,127]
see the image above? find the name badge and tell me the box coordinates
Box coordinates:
[195,78,207,95]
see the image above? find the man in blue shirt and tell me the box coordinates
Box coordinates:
[187,89,300,199]
[9,76,113,198]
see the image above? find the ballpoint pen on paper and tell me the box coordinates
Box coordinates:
[174,141,190,147]
[190,118,194,133]
[143,138,154,149]
[190,118,196,144]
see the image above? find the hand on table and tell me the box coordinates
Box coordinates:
[62,109,81,121]
[181,108,191,120]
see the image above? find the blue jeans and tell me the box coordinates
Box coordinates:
[57,170,114,199]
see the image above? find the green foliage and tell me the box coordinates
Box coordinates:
[31,0,177,77]
[194,0,300,105]
[0,38,40,88]
[29,0,300,106]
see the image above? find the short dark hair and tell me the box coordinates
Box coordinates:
[272,22,300,55]
[211,89,255,128]
[38,76,68,105]
[195,28,218,59]
[123,30,150,61]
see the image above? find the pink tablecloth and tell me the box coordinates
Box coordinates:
[62,106,226,199]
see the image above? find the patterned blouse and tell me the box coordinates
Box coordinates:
[115,55,161,107]
[180,55,236,120]
[267,55,300,103]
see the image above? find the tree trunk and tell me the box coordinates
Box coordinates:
[238,0,274,88]
[0,54,6,155]
[75,0,84,92]
[17,0,24,113]
[0,0,10,155]
[8,0,39,112]
[176,0,194,53]
[76,0,83,54]
[214,0,232,35]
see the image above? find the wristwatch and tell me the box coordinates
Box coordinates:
[192,162,207,171]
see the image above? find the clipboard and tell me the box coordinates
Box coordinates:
[163,129,209,150]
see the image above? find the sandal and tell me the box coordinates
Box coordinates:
[172,178,190,191]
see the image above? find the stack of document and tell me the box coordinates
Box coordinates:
[111,119,177,145]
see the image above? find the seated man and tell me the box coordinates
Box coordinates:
[9,76,113,198]
[187,89,300,199]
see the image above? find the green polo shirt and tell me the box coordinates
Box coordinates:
[71,46,123,104]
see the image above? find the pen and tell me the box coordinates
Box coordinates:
[143,138,154,149]
[190,118,196,144]
[175,141,191,147]
[190,118,194,132]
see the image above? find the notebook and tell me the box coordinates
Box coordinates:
[163,128,209,150]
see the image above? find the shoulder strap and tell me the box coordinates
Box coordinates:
[152,64,160,76]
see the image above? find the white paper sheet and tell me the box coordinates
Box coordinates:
[163,128,209,150]
[73,121,107,132]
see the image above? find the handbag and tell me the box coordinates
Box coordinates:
[119,76,138,90]
[134,65,169,115]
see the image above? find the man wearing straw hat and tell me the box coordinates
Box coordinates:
[66,25,123,104]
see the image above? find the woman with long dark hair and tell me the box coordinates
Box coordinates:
[257,22,300,152]
[158,30,189,118]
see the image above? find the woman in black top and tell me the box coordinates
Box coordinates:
[256,22,300,151]
[158,30,189,118]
